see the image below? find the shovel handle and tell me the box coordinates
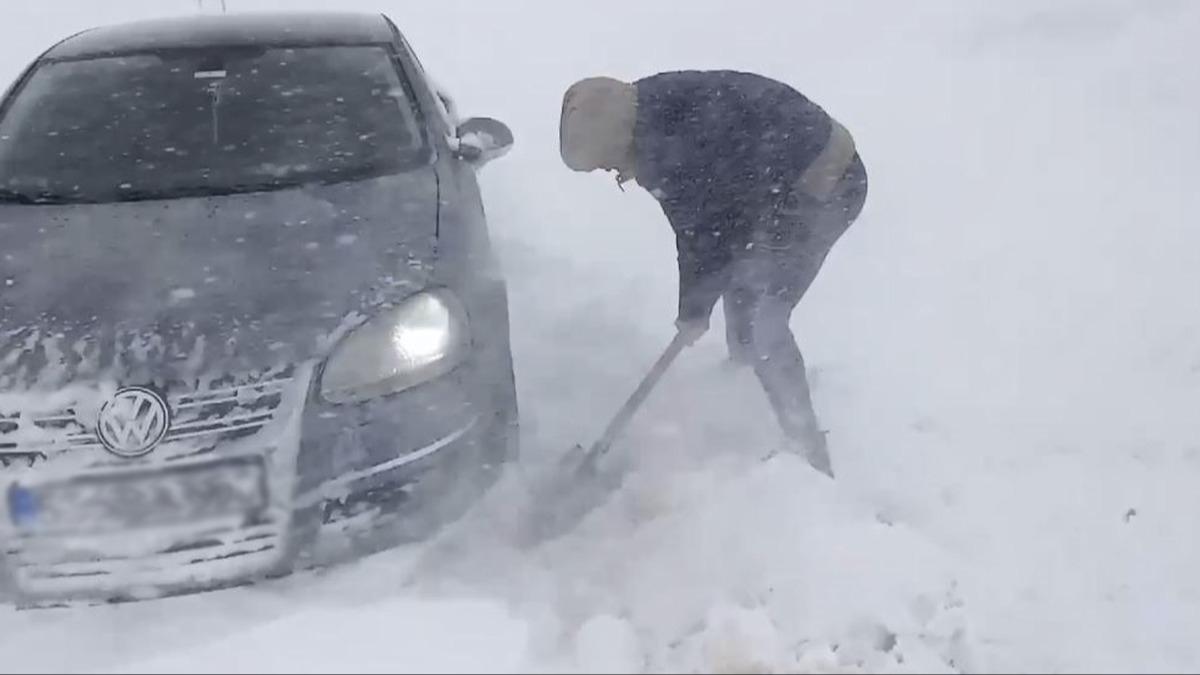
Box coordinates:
[585,331,691,461]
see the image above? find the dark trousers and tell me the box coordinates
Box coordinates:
[722,155,868,473]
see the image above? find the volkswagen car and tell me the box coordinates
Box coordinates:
[0,11,519,604]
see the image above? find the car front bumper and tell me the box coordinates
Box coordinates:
[1,358,508,605]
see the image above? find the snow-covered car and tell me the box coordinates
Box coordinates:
[0,11,519,604]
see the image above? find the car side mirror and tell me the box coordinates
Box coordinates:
[453,117,513,165]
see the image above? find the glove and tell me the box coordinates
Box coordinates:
[675,316,709,346]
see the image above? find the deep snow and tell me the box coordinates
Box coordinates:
[2,0,1200,673]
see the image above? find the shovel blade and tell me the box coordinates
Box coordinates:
[514,443,625,547]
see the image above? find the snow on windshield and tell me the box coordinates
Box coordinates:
[0,45,426,203]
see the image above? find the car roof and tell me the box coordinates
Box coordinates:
[43,11,397,61]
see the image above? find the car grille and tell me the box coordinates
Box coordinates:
[0,366,297,468]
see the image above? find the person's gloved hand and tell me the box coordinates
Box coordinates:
[675,316,709,346]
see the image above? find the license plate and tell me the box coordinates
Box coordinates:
[8,458,266,535]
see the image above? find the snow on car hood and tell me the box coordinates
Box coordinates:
[0,169,440,392]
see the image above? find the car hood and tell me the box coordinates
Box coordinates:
[0,170,439,391]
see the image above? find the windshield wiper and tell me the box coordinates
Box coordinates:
[0,188,71,205]
[109,182,292,203]
[109,177,367,203]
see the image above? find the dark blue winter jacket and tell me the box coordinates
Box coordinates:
[633,70,840,323]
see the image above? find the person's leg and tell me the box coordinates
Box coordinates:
[722,286,756,366]
[770,155,868,300]
[737,157,869,475]
[745,291,833,475]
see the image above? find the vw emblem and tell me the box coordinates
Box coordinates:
[96,386,171,458]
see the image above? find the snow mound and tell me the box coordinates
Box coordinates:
[412,447,974,674]
[108,597,528,675]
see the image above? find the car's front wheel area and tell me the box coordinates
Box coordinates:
[277,343,519,573]
[292,407,516,572]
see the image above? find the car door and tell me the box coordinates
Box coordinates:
[384,21,488,239]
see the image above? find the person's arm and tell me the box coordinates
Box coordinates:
[674,224,732,327]
[636,74,745,335]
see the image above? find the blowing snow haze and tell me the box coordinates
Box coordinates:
[1,1,1199,674]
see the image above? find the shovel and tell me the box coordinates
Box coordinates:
[515,331,691,547]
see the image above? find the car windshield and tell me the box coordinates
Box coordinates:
[0,44,427,204]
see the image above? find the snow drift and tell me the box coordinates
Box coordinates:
[2,0,1199,673]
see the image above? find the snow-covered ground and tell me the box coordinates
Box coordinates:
[3,0,1200,672]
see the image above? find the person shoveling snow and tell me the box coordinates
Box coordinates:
[558,70,868,476]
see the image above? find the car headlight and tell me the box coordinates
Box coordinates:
[320,289,470,404]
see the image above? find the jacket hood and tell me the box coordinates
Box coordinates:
[559,76,638,176]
